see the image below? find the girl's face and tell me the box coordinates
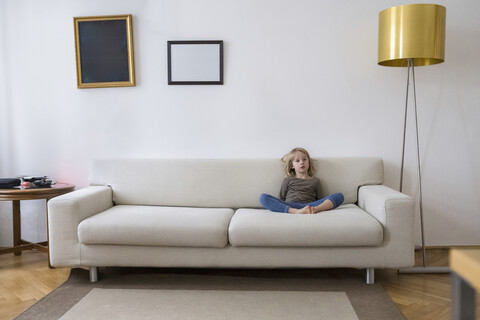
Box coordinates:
[291,151,310,177]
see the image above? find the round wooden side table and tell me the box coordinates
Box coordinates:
[0,183,75,264]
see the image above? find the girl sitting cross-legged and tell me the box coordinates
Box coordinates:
[260,147,344,214]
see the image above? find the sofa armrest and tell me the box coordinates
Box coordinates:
[48,186,113,267]
[358,185,415,268]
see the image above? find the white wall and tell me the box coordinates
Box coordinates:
[1,0,479,247]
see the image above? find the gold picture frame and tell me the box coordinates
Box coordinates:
[74,14,135,89]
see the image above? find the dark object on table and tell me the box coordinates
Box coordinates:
[0,178,21,189]
[32,177,54,188]
[20,176,54,188]
[22,176,45,182]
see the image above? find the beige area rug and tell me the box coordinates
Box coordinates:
[16,267,405,320]
[59,289,358,320]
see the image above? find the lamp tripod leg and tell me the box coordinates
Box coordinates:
[411,63,427,268]
[399,59,410,193]
[398,59,450,274]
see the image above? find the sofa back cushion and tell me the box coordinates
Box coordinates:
[89,158,383,208]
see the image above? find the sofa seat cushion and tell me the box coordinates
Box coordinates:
[78,205,234,248]
[228,204,383,247]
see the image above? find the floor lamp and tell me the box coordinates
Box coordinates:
[378,4,449,273]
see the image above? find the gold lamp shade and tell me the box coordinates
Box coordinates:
[378,4,446,67]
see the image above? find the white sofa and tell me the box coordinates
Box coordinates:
[48,158,415,284]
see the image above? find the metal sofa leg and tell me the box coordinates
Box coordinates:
[89,266,98,283]
[366,268,375,284]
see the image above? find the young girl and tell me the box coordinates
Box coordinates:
[260,147,344,214]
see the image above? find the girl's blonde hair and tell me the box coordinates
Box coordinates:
[281,147,315,177]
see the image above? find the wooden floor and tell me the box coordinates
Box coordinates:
[377,248,480,319]
[0,251,69,320]
[0,249,479,320]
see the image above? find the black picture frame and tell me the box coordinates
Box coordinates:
[74,14,135,89]
[167,40,223,85]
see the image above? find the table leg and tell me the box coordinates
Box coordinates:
[45,199,52,268]
[12,200,21,256]
[452,272,476,320]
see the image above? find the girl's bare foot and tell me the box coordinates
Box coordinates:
[296,206,313,214]
[288,205,321,214]
[312,200,334,214]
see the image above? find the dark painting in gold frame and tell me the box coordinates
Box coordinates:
[74,15,135,89]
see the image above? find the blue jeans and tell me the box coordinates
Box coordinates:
[259,193,344,213]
